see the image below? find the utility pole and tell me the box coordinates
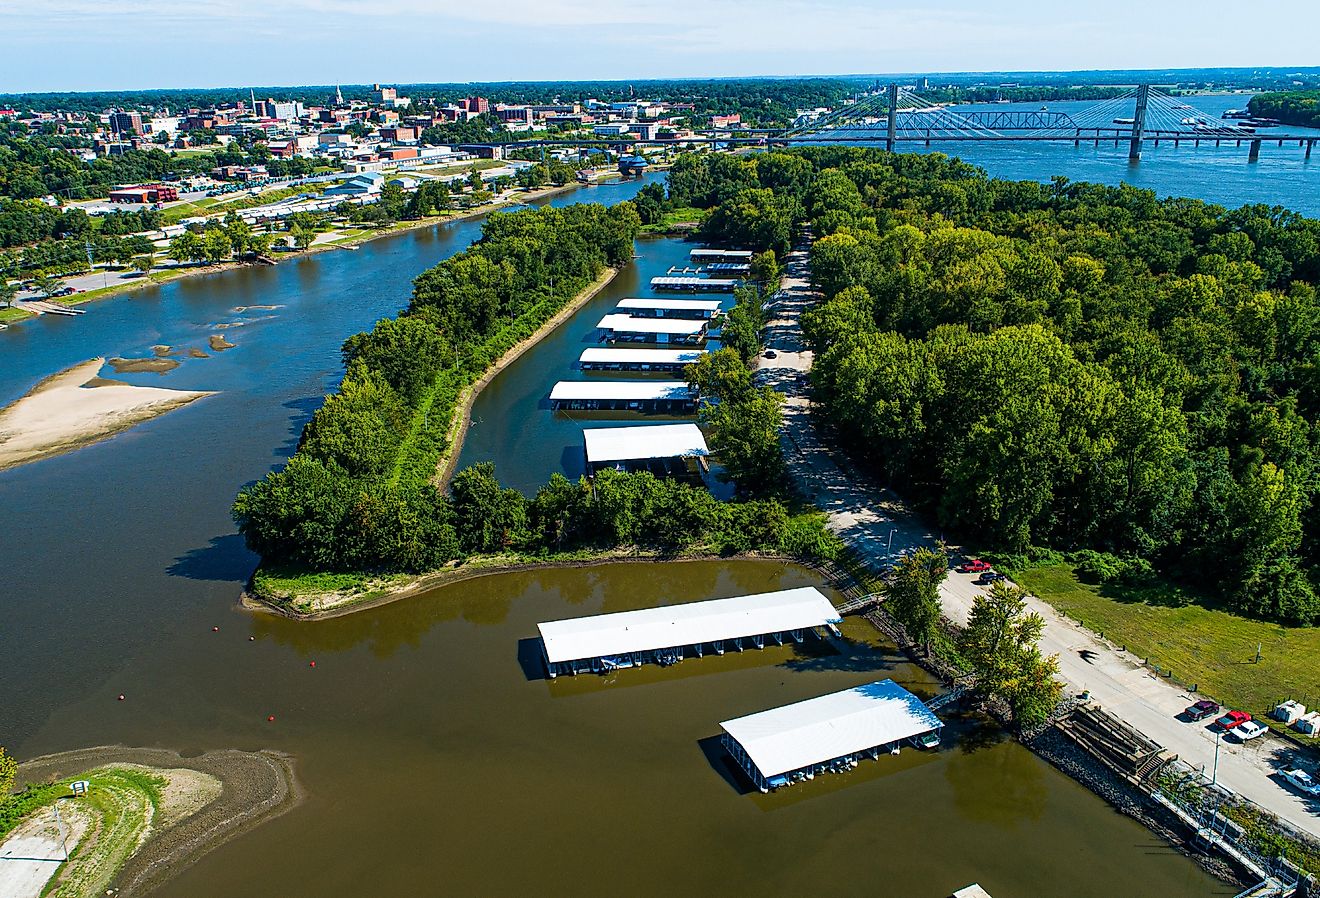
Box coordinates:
[886,83,899,153]
[1128,83,1149,162]
[1211,729,1221,786]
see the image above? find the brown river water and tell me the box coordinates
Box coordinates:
[0,174,1231,895]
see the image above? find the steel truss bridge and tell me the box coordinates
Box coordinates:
[775,83,1318,160]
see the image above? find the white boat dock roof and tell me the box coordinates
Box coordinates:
[651,276,741,290]
[538,587,840,665]
[580,348,708,365]
[549,381,694,401]
[616,298,723,313]
[584,423,708,464]
[691,248,753,261]
[720,679,942,778]
[597,314,709,335]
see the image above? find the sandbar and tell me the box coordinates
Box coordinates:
[0,358,214,471]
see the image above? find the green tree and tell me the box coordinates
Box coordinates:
[32,273,60,297]
[0,745,15,796]
[883,544,948,655]
[169,231,204,264]
[0,280,17,308]
[700,386,785,496]
[131,253,154,276]
[201,229,233,264]
[290,226,315,251]
[960,582,1062,725]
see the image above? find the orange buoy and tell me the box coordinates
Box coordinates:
[267,715,275,722]
[309,661,316,668]
[212,626,220,632]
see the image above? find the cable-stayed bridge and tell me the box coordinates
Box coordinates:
[778,83,1318,161]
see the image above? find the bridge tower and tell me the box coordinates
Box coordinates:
[1128,83,1149,161]
[886,83,899,153]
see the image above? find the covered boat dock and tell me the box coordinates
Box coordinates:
[651,276,741,293]
[584,423,708,474]
[720,679,943,792]
[690,249,753,262]
[579,347,707,372]
[615,298,723,319]
[598,313,709,344]
[538,587,842,678]
[549,380,697,412]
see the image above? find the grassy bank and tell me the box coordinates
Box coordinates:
[640,205,703,234]
[1,767,164,898]
[1013,563,1320,715]
[249,527,838,619]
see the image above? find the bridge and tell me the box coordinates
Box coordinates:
[778,83,1318,161]
[480,83,1316,163]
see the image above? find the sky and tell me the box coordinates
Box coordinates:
[2,0,1319,93]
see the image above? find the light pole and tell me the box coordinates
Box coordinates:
[887,528,897,553]
[1211,729,1221,786]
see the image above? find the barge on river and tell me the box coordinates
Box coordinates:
[579,347,708,372]
[538,587,842,678]
[549,380,697,413]
[720,679,944,792]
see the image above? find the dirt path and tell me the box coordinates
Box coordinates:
[0,359,214,472]
[766,234,1320,842]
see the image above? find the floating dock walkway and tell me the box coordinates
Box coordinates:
[720,678,944,792]
[538,587,842,678]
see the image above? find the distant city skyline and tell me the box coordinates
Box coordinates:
[3,0,1320,93]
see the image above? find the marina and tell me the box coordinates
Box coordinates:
[548,379,697,412]
[614,297,723,319]
[597,313,709,344]
[651,275,741,292]
[720,679,945,792]
[690,249,753,262]
[578,347,708,372]
[583,422,708,474]
[537,586,842,678]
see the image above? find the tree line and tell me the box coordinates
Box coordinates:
[697,146,1320,626]
[1248,91,1320,129]
[233,200,844,577]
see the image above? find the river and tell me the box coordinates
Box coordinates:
[3,148,1300,895]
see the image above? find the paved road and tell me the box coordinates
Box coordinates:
[0,803,87,898]
[762,236,1320,840]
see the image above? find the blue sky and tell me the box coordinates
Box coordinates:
[2,0,1319,93]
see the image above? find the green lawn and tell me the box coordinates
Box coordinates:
[1014,563,1320,716]
[0,306,32,324]
[641,206,704,234]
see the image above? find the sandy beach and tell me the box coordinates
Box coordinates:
[0,358,214,471]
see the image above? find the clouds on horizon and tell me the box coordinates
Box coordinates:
[2,0,1318,92]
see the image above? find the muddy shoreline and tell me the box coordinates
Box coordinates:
[243,552,834,621]
[16,745,301,898]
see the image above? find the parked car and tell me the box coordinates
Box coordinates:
[52,286,76,297]
[1234,720,1267,741]
[1282,769,1320,796]
[977,571,1006,585]
[1282,768,1320,795]
[958,559,992,573]
[1216,710,1252,730]
[1185,700,1220,721]
[763,349,777,359]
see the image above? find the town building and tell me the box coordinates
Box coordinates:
[109,111,143,135]
[108,183,179,204]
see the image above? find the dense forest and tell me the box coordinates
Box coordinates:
[668,148,1320,626]
[1249,91,1320,129]
[232,200,840,578]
